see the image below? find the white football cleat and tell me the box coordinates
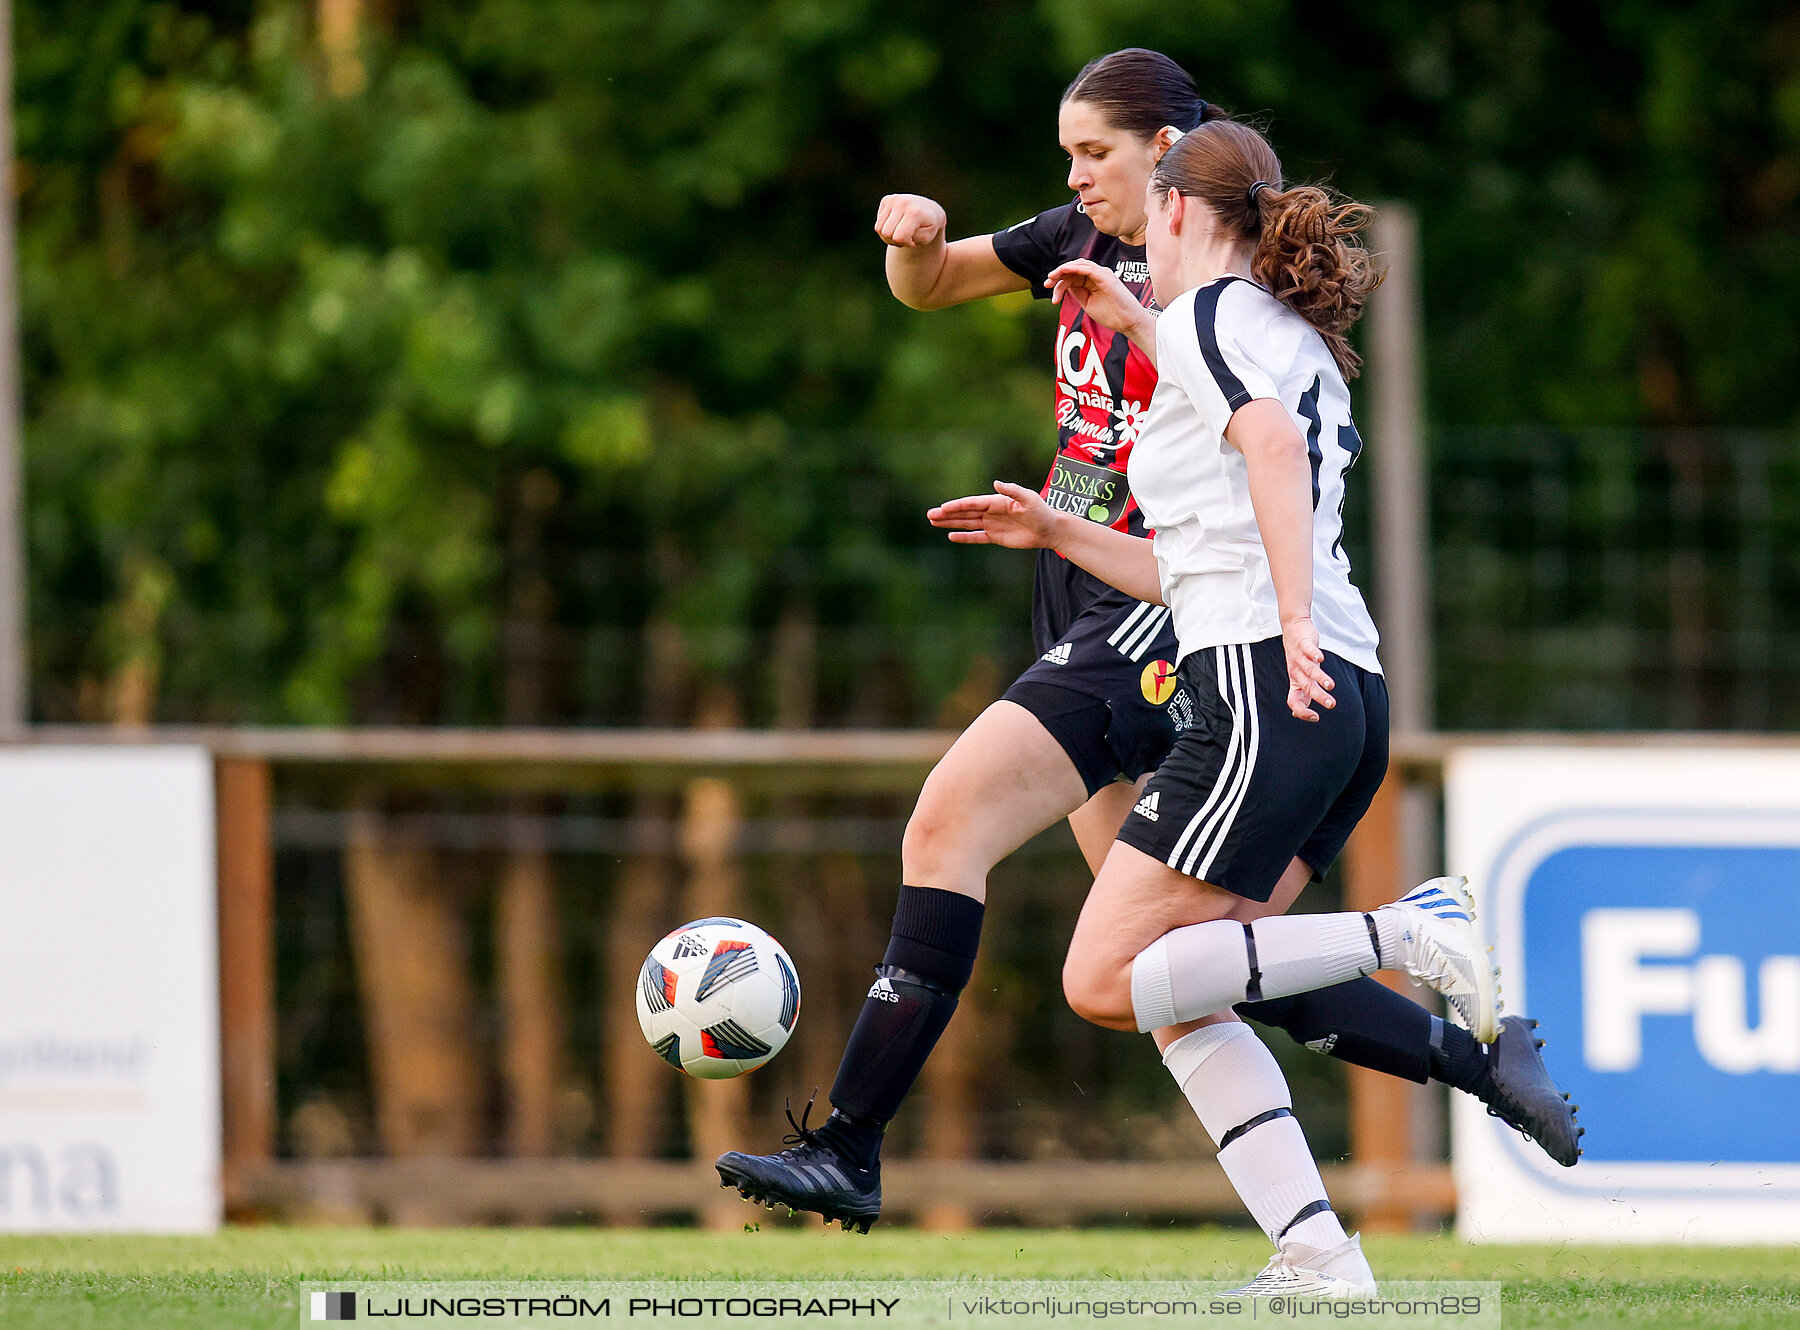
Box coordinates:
[1379,876,1501,1043]
[1227,1233,1378,1299]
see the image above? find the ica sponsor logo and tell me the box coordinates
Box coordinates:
[1055,321,1138,420]
[1055,323,1109,391]
[1141,660,1178,706]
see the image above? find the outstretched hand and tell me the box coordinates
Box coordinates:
[927,481,1064,550]
[1282,615,1336,721]
[1046,259,1154,342]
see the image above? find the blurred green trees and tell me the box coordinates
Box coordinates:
[16,0,1800,725]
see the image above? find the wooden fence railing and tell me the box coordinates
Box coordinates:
[22,724,1793,1228]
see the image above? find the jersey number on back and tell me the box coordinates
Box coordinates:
[1296,375,1365,559]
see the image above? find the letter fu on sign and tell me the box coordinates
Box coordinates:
[1448,746,1800,1244]
[1582,909,1800,1074]
[0,747,220,1232]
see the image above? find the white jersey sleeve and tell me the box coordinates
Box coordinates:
[1158,279,1293,434]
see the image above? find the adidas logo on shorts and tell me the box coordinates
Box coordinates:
[1133,791,1160,822]
[1041,642,1072,665]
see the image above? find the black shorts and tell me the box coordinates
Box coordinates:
[1114,637,1389,902]
[1001,596,1193,797]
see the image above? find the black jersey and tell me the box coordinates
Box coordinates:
[992,202,1161,652]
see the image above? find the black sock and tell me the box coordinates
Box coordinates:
[815,1110,884,1173]
[1237,977,1433,1084]
[825,886,985,1162]
[1428,1015,1493,1098]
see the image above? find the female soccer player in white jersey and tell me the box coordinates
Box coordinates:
[717,52,1578,1236]
[926,120,1546,1294]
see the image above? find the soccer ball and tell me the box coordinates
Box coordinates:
[636,917,801,1079]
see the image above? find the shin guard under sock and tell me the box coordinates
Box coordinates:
[827,886,985,1138]
[1162,1023,1349,1250]
[1131,913,1379,1031]
[1237,978,1433,1084]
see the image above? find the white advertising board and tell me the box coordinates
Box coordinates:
[0,746,220,1231]
[1448,745,1800,1243]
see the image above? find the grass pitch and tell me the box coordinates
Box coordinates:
[3,1226,1797,1330]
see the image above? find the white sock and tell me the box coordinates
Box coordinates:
[1372,907,1407,968]
[1132,914,1379,1031]
[1257,913,1379,997]
[1161,1023,1349,1249]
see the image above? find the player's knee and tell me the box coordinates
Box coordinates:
[900,806,952,875]
[901,790,983,881]
[1061,953,1135,1031]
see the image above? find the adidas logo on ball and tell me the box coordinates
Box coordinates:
[637,918,801,1079]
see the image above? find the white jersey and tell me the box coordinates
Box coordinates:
[1129,275,1381,673]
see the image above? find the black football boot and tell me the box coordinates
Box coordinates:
[716,1098,882,1233]
[1482,1015,1585,1167]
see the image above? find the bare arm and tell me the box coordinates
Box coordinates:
[1227,398,1336,720]
[876,194,1031,309]
[1051,507,1165,605]
[928,482,1164,606]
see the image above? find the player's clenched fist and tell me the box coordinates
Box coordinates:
[874,194,947,248]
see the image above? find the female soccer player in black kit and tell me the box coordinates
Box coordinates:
[716,50,1579,1233]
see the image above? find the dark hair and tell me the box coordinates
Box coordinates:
[1150,121,1382,378]
[1062,48,1227,140]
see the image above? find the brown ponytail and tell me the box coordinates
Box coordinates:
[1150,121,1382,378]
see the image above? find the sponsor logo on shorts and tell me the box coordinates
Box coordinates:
[1166,689,1195,732]
[1305,1034,1339,1056]
[1041,642,1072,666]
[1141,659,1177,705]
[1133,791,1161,822]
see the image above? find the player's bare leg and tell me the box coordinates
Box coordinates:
[1063,843,1497,1037]
[1061,846,1312,1031]
[1062,848,1524,1292]
[1073,786,1307,1052]
[1059,848,1377,1291]
[717,701,1088,1229]
[1065,775,1143,875]
[899,700,1089,901]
